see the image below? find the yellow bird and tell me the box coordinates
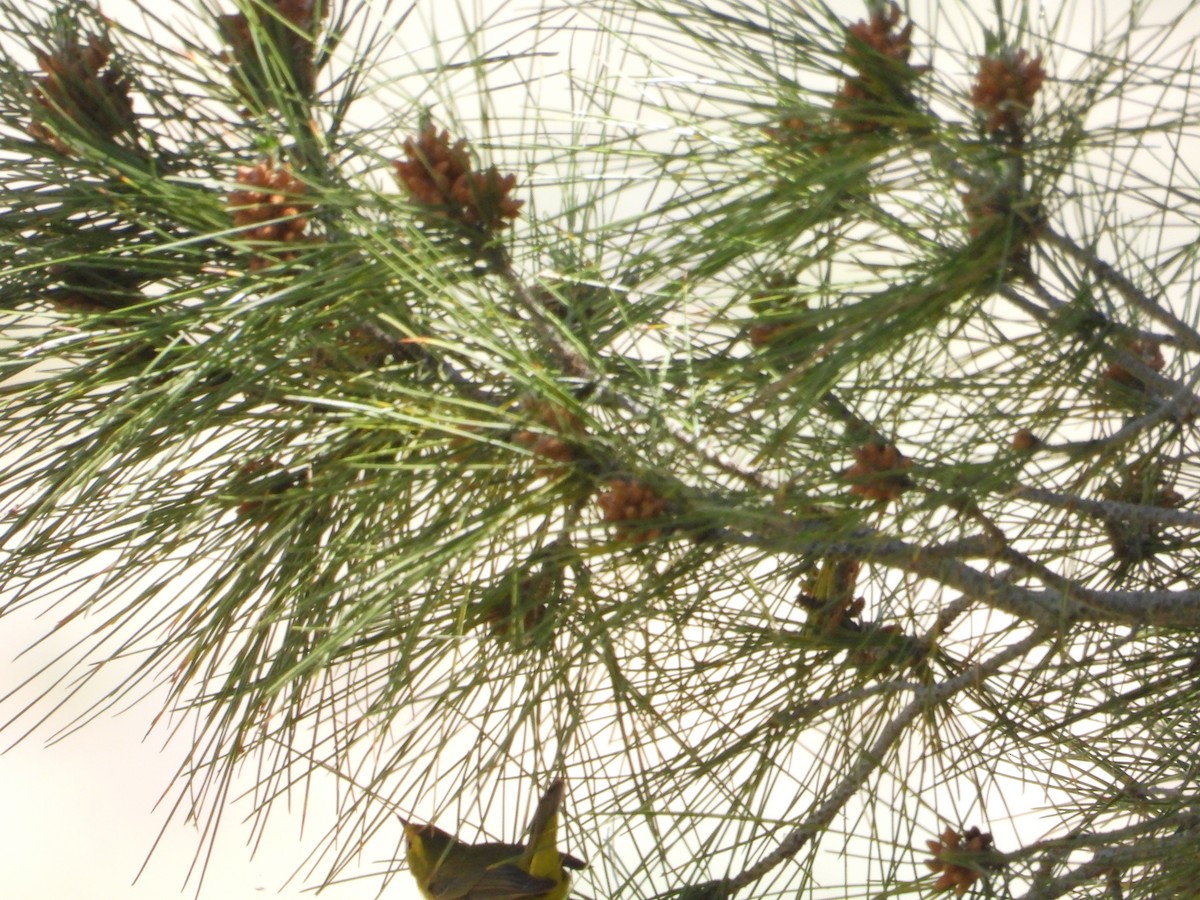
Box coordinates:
[404,778,585,900]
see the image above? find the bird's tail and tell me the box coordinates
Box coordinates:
[521,778,566,880]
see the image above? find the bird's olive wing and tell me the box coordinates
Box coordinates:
[462,863,559,899]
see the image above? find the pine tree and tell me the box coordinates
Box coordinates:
[3,0,1200,897]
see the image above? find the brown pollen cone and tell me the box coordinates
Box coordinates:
[925,826,996,896]
[219,0,327,106]
[227,161,312,269]
[512,399,586,474]
[834,1,923,131]
[597,478,667,544]
[394,126,523,232]
[29,32,135,153]
[1103,338,1165,390]
[844,441,912,503]
[971,49,1046,136]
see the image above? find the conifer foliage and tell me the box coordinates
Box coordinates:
[3,1,1200,897]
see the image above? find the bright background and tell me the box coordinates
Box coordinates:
[3,0,1199,898]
